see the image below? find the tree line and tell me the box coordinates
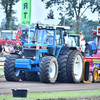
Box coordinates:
[0,0,99,42]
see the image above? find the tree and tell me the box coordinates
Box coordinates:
[80,16,99,42]
[0,0,20,30]
[10,16,18,30]
[91,0,100,23]
[47,9,54,19]
[60,15,99,42]
[42,0,97,34]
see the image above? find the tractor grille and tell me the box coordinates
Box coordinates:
[23,49,38,58]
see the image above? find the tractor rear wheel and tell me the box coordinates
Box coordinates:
[4,54,21,81]
[67,50,83,83]
[93,68,98,83]
[25,72,40,81]
[39,56,58,83]
[20,71,27,81]
[57,50,73,83]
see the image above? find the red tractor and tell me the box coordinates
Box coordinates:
[85,26,100,83]
[0,27,21,52]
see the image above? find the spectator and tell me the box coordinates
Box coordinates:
[20,43,23,47]
[14,43,22,54]
[8,43,14,53]
[1,44,5,54]
[3,42,10,57]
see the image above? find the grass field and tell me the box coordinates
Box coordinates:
[0,90,100,100]
[0,68,4,71]
[0,68,4,76]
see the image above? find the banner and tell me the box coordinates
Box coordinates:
[21,0,31,25]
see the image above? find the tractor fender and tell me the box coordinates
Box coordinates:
[60,46,77,54]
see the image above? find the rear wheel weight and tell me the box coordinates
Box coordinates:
[67,50,83,83]
[39,56,58,83]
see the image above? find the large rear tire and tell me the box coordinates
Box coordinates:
[57,50,73,83]
[39,56,58,83]
[25,72,40,81]
[4,54,21,81]
[67,50,83,83]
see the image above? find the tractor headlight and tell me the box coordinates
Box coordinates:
[22,56,25,59]
[33,56,36,60]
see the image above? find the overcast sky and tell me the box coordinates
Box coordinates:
[0,0,98,26]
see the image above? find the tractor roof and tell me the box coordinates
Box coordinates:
[68,34,80,36]
[42,19,70,30]
[56,26,70,30]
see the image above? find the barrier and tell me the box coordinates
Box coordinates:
[0,57,6,68]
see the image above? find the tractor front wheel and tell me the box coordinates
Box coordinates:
[93,68,98,83]
[4,54,21,81]
[39,56,58,83]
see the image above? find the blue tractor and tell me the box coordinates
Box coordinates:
[4,24,83,83]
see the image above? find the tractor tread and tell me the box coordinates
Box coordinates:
[57,50,73,83]
[39,56,58,83]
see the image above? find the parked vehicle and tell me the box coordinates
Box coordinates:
[85,26,100,83]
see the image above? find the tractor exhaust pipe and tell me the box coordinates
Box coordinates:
[36,23,39,43]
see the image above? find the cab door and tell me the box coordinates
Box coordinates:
[55,29,63,58]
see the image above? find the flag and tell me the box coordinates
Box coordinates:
[21,0,31,25]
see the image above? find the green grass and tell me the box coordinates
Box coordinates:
[0,74,4,76]
[0,68,4,76]
[0,68,4,71]
[0,90,100,100]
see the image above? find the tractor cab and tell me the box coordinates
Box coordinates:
[22,25,70,59]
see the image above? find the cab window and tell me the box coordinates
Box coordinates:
[56,29,62,45]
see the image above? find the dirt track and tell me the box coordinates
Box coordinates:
[0,77,100,95]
